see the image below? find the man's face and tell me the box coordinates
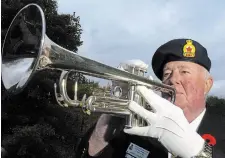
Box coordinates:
[162,61,213,122]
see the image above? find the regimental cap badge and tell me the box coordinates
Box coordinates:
[183,39,196,57]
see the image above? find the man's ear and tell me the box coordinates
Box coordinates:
[205,75,213,94]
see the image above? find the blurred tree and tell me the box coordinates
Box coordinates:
[206,96,225,107]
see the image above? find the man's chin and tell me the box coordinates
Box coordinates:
[175,102,190,114]
[174,96,188,109]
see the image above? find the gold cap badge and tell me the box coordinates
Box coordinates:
[183,40,196,57]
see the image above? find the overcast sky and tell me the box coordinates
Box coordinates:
[57,0,225,98]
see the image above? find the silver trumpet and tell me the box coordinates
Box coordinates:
[1,4,176,127]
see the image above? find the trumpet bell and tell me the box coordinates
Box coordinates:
[1,3,45,95]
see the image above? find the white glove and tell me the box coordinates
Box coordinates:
[124,86,205,158]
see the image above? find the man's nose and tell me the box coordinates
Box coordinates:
[168,70,181,86]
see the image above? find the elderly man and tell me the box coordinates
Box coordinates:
[77,39,225,158]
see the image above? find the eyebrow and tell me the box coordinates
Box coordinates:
[163,65,191,71]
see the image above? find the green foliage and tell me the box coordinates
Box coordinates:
[77,82,100,99]
[206,95,225,107]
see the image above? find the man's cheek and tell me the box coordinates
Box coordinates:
[184,80,198,93]
[185,82,204,101]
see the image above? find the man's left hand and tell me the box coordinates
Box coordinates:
[124,86,205,158]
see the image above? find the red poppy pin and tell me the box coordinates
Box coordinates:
[202,134,216,146]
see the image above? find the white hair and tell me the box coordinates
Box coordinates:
[204,68,210,80]
[202,67,211,97]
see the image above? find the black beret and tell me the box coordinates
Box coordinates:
[151,38,211,80]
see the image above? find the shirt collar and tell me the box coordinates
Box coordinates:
[189,108,206,131]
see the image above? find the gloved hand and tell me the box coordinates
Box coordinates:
[124,86,205,158]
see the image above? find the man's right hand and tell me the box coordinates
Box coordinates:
[88,114,125,156]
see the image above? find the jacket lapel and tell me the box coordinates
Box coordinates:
[197,105,225,158]
[197,106,222,139]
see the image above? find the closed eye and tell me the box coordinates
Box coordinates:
[163,72,171,77]
[165,73,170,76]
[181,70,190,74]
